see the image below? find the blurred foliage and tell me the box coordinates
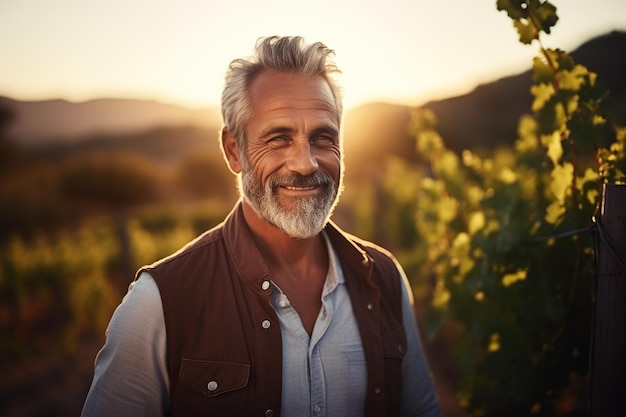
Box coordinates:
[372,1,625,415]
[1,219,120,358]
[0,105,20,174]
[0,127,237,240]
[0,116,235,361]
[60,153,158,208]
[0,202,230,361]
[175,152,236,200]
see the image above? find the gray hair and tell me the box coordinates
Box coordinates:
[221,36,343,150]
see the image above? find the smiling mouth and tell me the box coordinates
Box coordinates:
[282,185,319,191]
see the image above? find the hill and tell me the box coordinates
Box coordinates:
[0,96,221,147]
[421,30,626,152]
[1,31,624,162]
[343,31,626,161]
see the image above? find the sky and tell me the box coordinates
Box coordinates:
[1,0,624,111]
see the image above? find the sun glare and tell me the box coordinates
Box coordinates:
[0,0,623,109]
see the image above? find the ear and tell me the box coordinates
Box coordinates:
[221,127,243,174]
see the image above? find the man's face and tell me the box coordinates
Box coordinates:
[240,71,342,239]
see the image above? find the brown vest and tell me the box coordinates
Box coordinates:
[140,204,406,416]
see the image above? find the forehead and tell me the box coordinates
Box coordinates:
[248,71,340,123]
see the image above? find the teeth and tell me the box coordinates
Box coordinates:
[284,185,317,191]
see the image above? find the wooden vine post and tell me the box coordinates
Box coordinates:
[590,184,626,416]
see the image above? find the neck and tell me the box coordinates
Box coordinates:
[241,200,330,336]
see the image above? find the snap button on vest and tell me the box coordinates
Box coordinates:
[207,380,218,391]
[262,319,271,329]
[265,409,274,417]
[262,280,270,290]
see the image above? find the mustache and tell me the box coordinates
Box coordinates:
[267,171,334,189]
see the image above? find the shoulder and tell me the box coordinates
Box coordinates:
[355,237,397,265]
[83,272,169,416]
[105,272,165,349]
[340,229,401,274]
[326,223,404,298]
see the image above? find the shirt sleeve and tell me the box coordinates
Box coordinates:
[81,272,169,417]
[397,262,442,417]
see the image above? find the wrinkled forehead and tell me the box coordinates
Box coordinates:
[248,71,340,123]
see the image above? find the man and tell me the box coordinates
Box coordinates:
[82,36,441,417]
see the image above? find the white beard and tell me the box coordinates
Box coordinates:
[240,157,340,239]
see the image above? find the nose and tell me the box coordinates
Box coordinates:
[285,141,318,176]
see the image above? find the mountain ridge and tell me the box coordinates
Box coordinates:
[0,96,221,147]
[2,31,624,154]
[421,30,626,152]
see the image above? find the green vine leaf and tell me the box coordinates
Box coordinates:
[513,19,541,44]
[550,162,573,203]
[497,0,558,44]
[531,83,554,112]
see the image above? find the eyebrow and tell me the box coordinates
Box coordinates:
[260,126,295,138]
[260,124,339,139]
[310,126,339,137]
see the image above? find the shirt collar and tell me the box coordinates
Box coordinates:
[321,231,345,298]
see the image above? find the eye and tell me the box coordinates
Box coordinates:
[267,135,289,147]
[312,135,336,147]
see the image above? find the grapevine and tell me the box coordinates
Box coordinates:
[394,1,626,415]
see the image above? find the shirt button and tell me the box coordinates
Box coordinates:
[265,409,274,417]
[315,405,322,412]
[207,380,218,391]
[262,319,271,329]
[262,280,270,290]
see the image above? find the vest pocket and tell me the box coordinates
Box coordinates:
[173,359,251,415]
[179,359,250,397]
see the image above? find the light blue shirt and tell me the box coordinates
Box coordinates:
[270,234,366,417]
[81,234,440,417]
[272,233,439,417]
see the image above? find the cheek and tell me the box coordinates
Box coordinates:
[320,148,342,177]
[245,149,282,183]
